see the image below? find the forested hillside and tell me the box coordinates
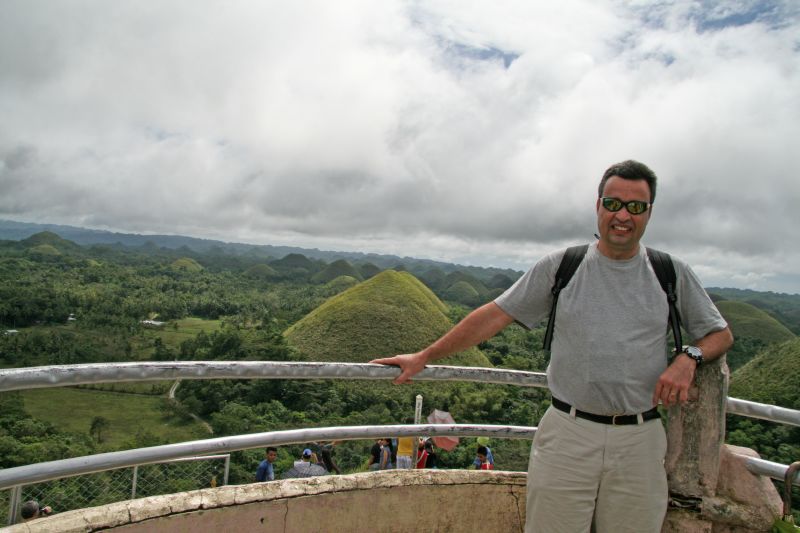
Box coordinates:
[0,232,547,483]
[709,287,800,335]
[1,230,798,500]
[714,300,796,370]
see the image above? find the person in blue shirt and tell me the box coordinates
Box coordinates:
[255,447,278,482]
[473,445,494,469]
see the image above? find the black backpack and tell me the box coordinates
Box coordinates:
[542,244,682,351]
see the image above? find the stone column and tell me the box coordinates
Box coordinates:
[662,354,782,532]
[665,355,729,499]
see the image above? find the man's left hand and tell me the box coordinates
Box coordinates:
[652,355,696,407]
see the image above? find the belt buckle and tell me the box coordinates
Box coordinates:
[611,413,623,425]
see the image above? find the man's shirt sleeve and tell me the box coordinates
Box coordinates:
[494,250,563,329]
[674,258,728,341]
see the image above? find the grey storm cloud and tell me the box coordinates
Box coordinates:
[0,0,799,292]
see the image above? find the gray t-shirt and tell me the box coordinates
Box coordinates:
[495,243,727,415]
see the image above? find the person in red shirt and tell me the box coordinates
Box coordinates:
[476,445,494,470]
[415,438,428,468]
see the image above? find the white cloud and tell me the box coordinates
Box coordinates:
[0,0,798,292]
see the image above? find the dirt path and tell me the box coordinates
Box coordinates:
[168,379,214,435]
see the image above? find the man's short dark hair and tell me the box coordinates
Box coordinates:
[266,447,277,454]
[598,160,658,203]
[20,500,40,519]
[477,445,488,456]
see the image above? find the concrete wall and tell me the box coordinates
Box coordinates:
[5,470,527,533]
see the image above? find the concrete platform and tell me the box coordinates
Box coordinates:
[5,470,527,533]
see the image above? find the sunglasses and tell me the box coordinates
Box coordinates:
[600,197,651,215]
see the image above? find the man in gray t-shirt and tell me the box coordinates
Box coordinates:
[373,160,733,532]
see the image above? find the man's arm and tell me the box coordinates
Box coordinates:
[370,302,515,384]
[652,326,734,407]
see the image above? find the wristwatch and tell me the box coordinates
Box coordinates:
[681,345,703,366]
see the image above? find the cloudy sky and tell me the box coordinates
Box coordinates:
[1,1,799,292]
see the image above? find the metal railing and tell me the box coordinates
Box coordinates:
[1,361,798,523]
[1,362,796,427]
[3,454,230,526]
[0,361,548,391]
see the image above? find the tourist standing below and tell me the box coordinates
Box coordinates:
[372,160,733,532]
[378,438,393,470]
[472,445,494,469]
[395,435,415,469]
[255,447,278,482]
[293,448,315,475]
[318,441,341,474]
[20,500,52,522]
[367,439,381,470]
[475,445,494,470]
[415,438,428,469]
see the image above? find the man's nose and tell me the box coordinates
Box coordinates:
[614,208,632,221]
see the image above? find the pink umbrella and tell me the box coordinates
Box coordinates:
[427,409,459,451]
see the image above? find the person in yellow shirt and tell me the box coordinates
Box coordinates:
[395,435,415,469]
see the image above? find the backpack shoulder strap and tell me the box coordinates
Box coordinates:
[542,244,589,351]
[646,247,683,350]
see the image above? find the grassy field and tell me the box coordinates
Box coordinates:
[131,317,223,359]
[154,317,224,346]
[22,387,210,448]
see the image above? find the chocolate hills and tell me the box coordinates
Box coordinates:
[729,337,800,409]
[716,300,795,344]
[716,300,796,370]
[311,259,362,284]
[285,270,490,367]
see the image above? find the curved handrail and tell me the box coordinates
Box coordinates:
[0,422,797,492]
[0,424,536,490]
[0,362,548,391]
[2,362,797,426]
[725,397,800,427]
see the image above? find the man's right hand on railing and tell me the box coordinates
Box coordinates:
[370,352,429,385]
[371,302,514,385]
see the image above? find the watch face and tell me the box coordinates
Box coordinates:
[684,346,703,364]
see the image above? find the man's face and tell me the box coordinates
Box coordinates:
[596,176,652,260]
[267,450,278,463]
[477,453,487,463]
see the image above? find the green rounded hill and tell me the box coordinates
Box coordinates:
[419,267,446,290]
[358,262,381,280]
[311,259,362,284]
[27,243,62,256]
[324,275,360,294]
[20,231,79,252]
[270,253,314,270]
[285,270,490,367]
[444,271,488,297]
[716,300,795,344]
[170,257,203,272]
[729,338,800,409]
[443,280,481,307]
[244,263,279,280]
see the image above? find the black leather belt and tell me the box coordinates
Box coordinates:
[551,397,660,426]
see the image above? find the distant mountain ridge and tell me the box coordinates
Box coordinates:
[0,218,520,281]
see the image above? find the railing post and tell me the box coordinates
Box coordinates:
[223,455,230,486]
[7,486,22,526]
[131,465,138,500]
[663,354,782,531]
[414,395,423,466]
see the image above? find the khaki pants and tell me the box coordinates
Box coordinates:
[525,406,668,533]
